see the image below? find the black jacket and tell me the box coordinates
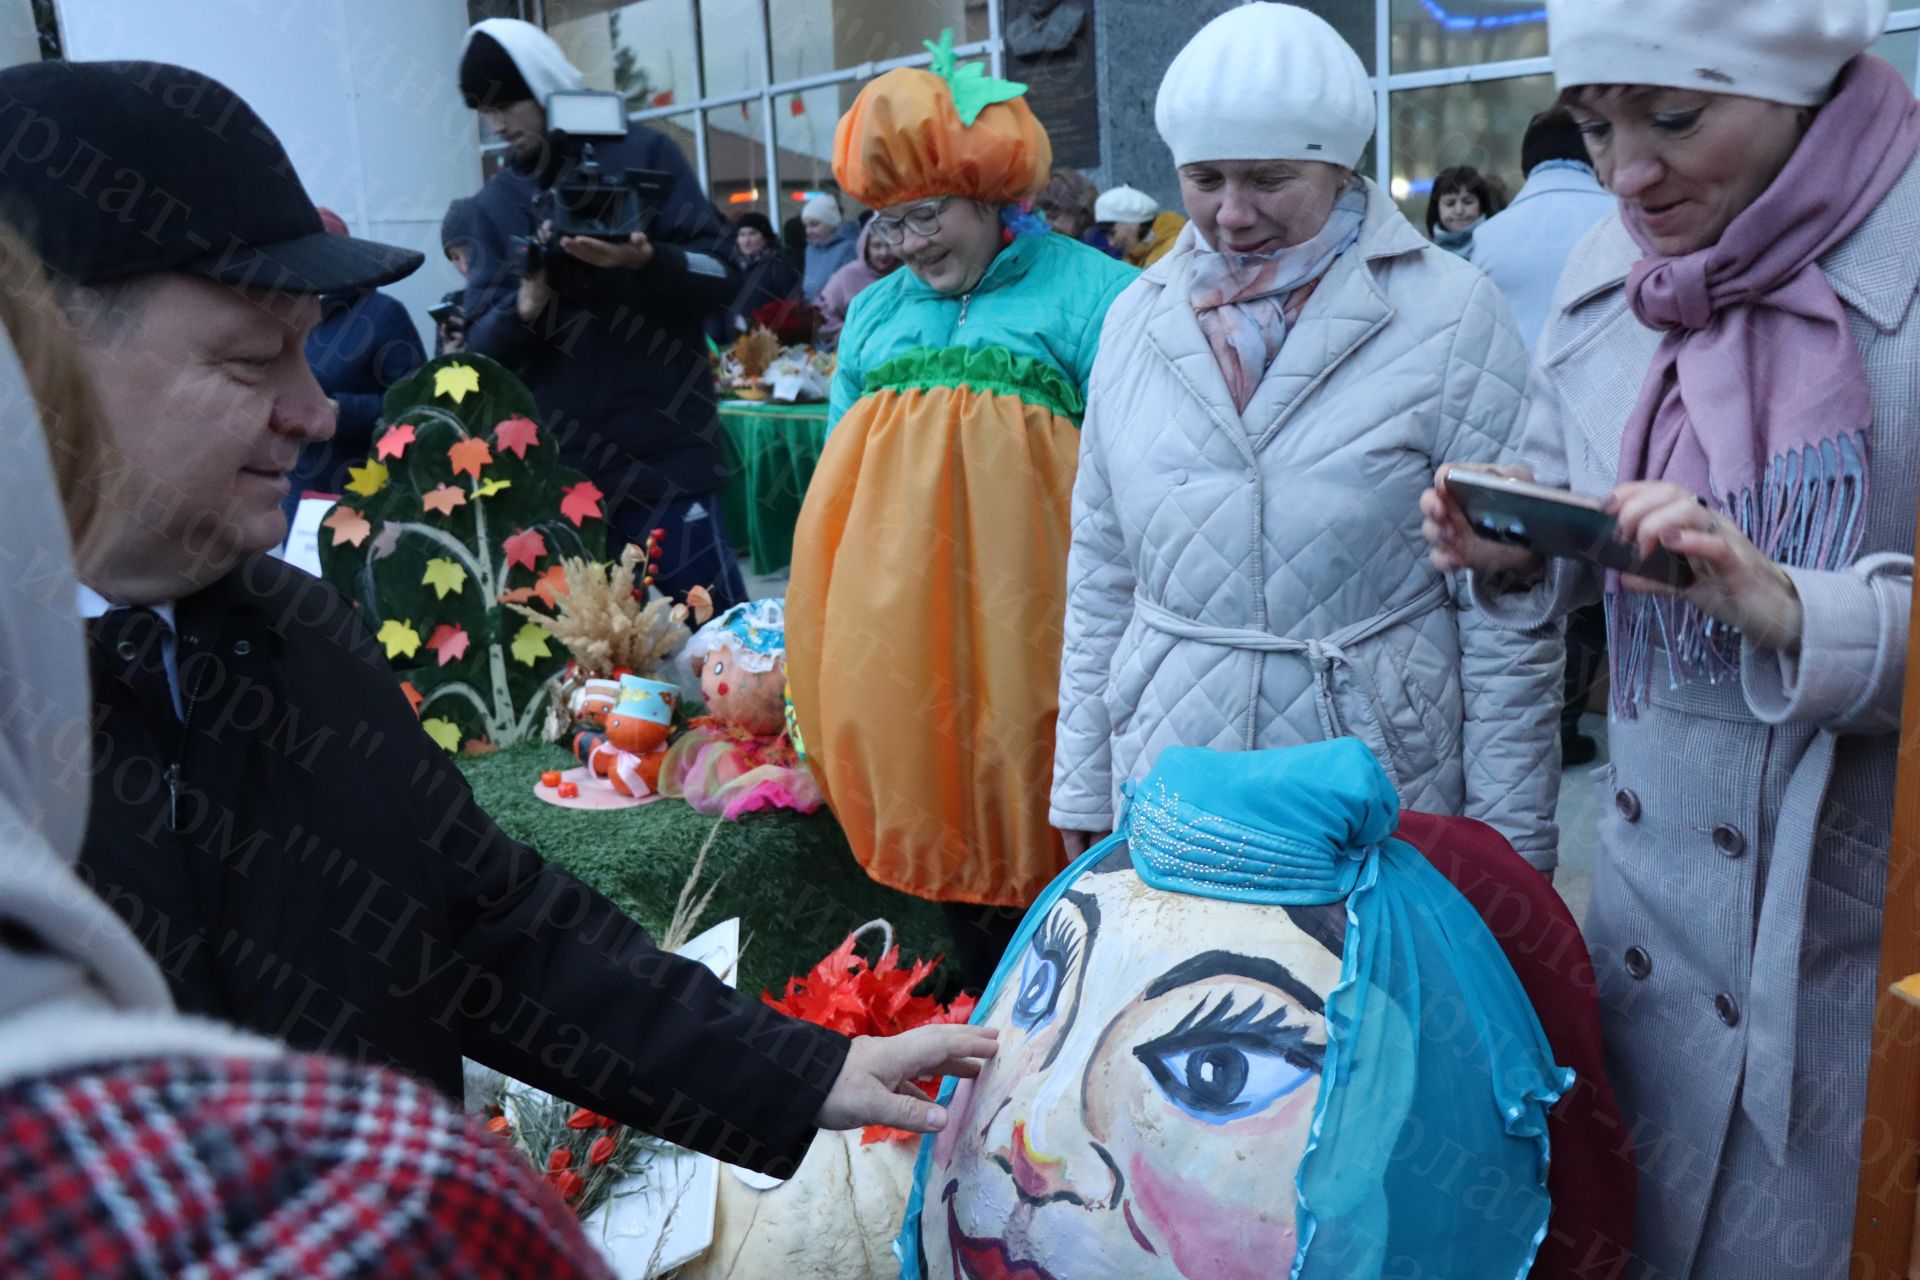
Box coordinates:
[78,556,846,1177]
[463,125,739,514]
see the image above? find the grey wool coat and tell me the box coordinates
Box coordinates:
[1051,179,1563,867]
[1473,158,1919,1279]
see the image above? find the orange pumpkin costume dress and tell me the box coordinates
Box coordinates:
[785,42,1135,906]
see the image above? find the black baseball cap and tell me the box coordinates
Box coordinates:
[0,60,423,292]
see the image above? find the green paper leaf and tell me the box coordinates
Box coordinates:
[421,557,468,600]
[422,717,463,753]
[511,621,553,667]
[922,27,1026,127]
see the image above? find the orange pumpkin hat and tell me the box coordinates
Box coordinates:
[832,30,1052,210]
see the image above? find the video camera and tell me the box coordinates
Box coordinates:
[518,91,673,277]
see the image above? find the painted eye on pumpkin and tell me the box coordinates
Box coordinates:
[1134,993,1323,1123]
[711,660,726,675]
[1011,911,1079,1033]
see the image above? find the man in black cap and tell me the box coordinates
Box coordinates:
[0,58,993,1179]
[458,18,749,609]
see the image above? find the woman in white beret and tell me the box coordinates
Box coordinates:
[1423,1,1917,1274]
[1052,6,1562,872]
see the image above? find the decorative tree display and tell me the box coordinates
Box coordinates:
[319,354,605,753]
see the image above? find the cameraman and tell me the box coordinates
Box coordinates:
[458,19,746,607]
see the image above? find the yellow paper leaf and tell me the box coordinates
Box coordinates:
[421,717,463,753]
[434,364,482,403]
[376,617,421,659]
[345,459,390,498]
[473,478,513,498]
[510,621,553,667]
[421,557,468,600]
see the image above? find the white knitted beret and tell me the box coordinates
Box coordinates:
[1154,3,1375,168]
[801,194,842,225]
[1094,185,1160,223]
[1549,0,1888,106]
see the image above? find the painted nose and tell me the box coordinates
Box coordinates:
[1004,1120,1117,1208]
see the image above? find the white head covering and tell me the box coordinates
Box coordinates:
[1155,4,1374,168]
[802,194,843,226]
[1549,0,1888,106]
[0,322,271,1083]
[0,326,168,1023]
[1095,185,1159,223]
[461,18,585,106]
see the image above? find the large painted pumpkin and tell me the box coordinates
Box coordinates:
[901,739,1571,1280]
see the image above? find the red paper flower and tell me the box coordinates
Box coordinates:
[566,1107,601,1131]
[588,1135,617,1167]
[554,1170,585,1200]
[547,1148,572,1172]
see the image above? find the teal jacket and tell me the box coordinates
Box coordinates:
[827,231,1136,431]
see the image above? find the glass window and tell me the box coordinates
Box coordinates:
[774,83,855,204]
[606,0,697,110]
[1389,73,1557,228]
[1871,27,1918,89]
[1390,0,1548,75]
[645,108,702,174]
[767,0,981,83]
[707,97,773,216]
[700,0,766,95]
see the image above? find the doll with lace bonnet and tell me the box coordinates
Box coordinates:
[660,599,824,818]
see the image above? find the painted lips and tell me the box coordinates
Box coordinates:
[948,1196,1058,1280]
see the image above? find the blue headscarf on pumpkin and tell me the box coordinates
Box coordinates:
[898,739,1571,1279]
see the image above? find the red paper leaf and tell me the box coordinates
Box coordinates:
[493,415,540,460]
[559,480,604,528]
[497,587,538,605]
[399,681,424,715]
[375,423,416,460]
[321,505,371,548]
[503,527,547,572]
[447,437,493,481]
[425,623,470,667]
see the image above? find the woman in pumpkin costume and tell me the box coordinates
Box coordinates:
[786,34,1135,988]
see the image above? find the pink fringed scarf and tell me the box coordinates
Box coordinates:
[1609,55,1920,714]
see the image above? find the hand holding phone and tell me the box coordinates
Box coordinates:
[1442,469,1695,589]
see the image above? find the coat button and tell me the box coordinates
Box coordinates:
[115,640,139,661]
[1715,993,1741,1027]
[1624,946,1652,980]
[1712,824,1746,858]
[232,639,252,657]
[1614,788,1642,822]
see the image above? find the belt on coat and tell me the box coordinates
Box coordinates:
[1130,579,1452,749]
[1744,727,1839,1166]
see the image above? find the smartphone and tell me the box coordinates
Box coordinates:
[428,300,460,324]
[1444,469,1695,589]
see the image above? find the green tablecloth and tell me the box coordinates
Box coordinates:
[718,399,830,574]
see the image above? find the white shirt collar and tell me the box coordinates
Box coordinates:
[75,584,177,632]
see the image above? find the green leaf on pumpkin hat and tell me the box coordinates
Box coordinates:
[921,28,1026,128]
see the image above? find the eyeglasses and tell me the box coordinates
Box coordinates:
[869,196,952,246]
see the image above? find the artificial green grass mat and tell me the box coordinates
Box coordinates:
[456,742,956,997]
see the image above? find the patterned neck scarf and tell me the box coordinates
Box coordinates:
[1188,184,1366,413]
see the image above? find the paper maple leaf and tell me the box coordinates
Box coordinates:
[434,363,481,403]
[421,557,468,600]
[533,563,570,608]
[345,460,389,498]
[447,437,493,481]
[559,480,605,528]
[503,528,547,572]
[473,478,512,499]
[376,618,421,660]
[421,717,463,752]
[375,423,416,461]
[422,484,467,516]
[399,681,424,715]
[510,621,553,666]
[497,586,538,605]
[922,28,1027,127]
[493,415,540,460]
[322,505,371,548]
[425,622,471,667]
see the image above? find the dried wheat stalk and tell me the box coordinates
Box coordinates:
[507,544,690,679]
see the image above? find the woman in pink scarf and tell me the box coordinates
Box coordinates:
[1423,2,1919,1276]
[816,220,902,349]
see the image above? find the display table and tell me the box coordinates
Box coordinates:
[718,399,830,574]
[456,741,954,997]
